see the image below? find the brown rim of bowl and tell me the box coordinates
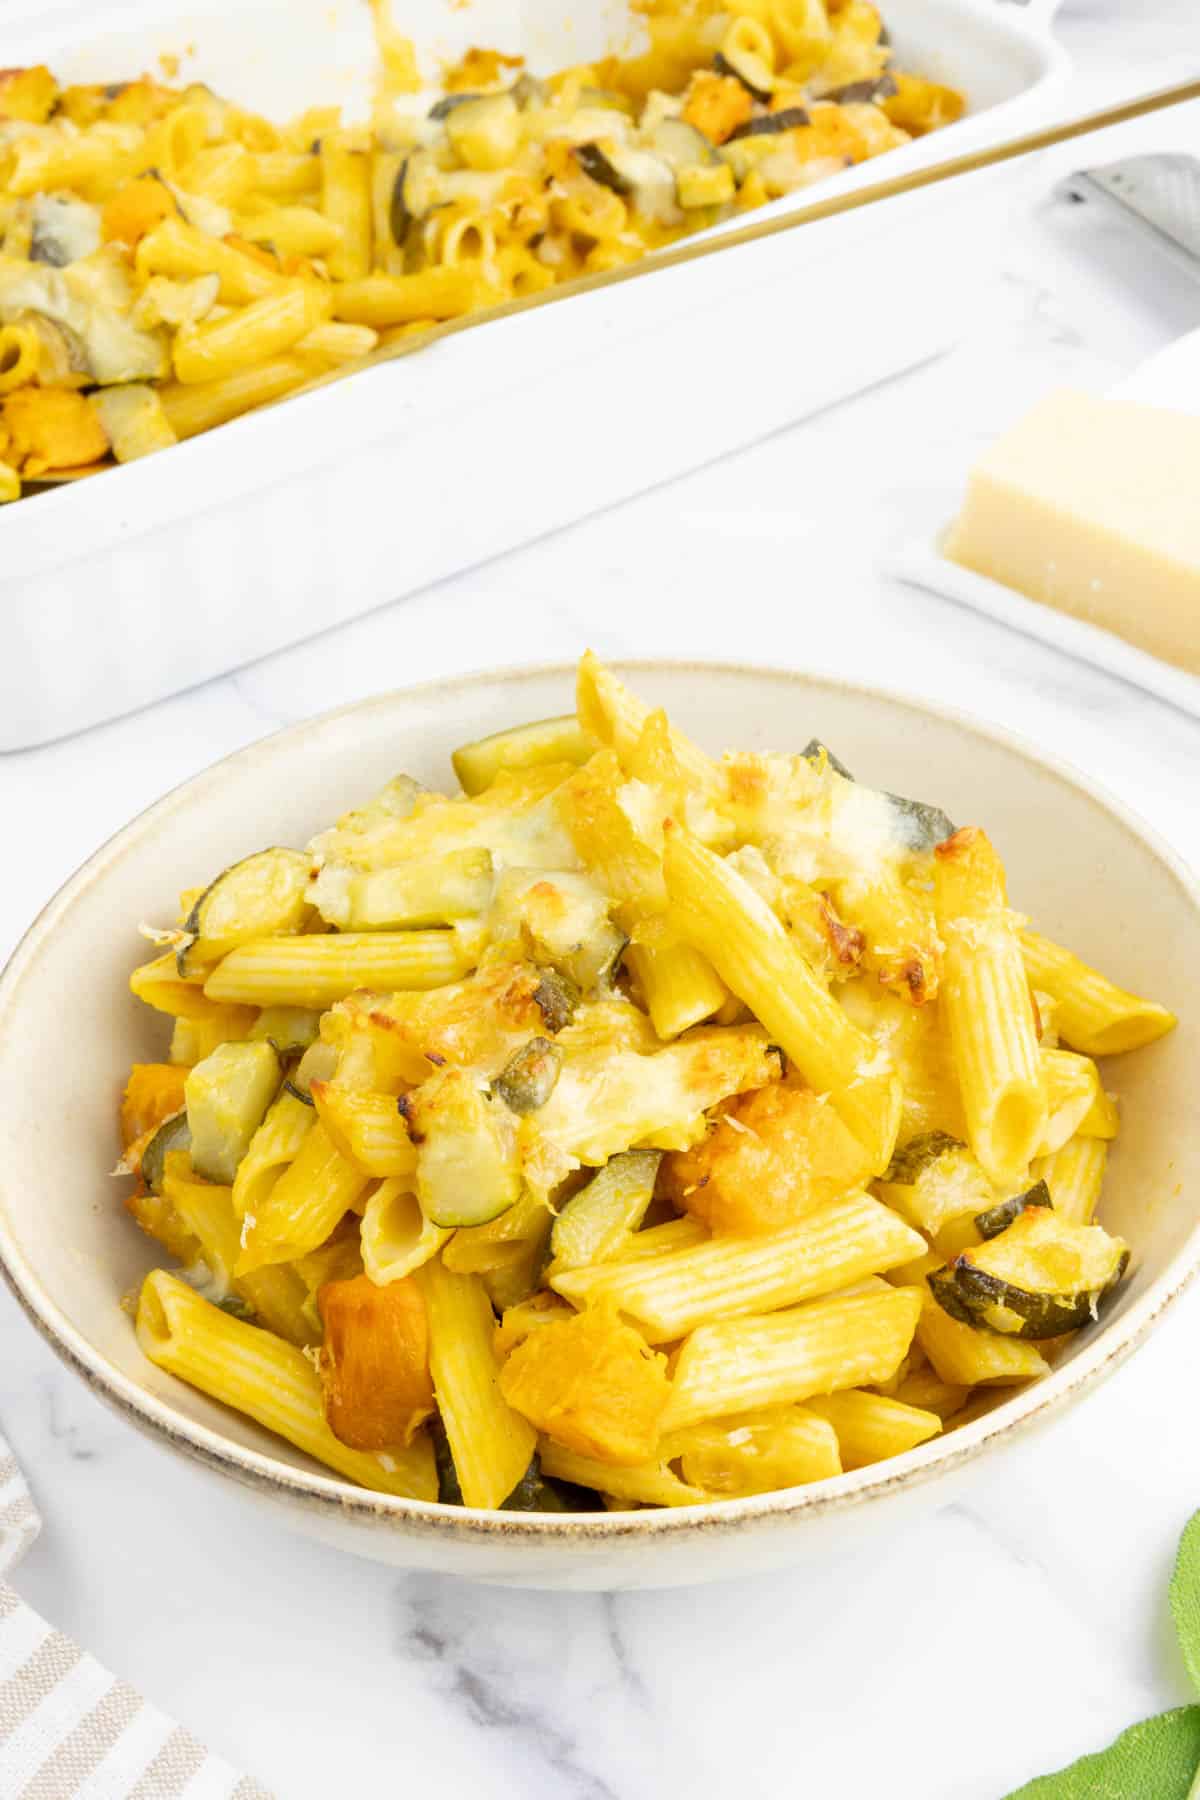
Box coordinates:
[1,658,1197,1545]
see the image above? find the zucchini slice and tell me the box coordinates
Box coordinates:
[249,1006,323,1058]
[140,1111,192,1196]
[443,94,522,171]
[727,107,812,140]
[428,92,480,121]
[648,118,720,169]
[577,85,636,116]
[824,73,898,105]
[391,148,442,241]
[713,46,774,102]
[943,1207,1129,1339]
[801,737,855,781]
[310,849,493,929]
[974,1179,1052,1242]
[407,1071,522,1229]
[500,1453,604,1513]
[882,791,956,855]
[550,1150,661,1271]
[574,143,631,195]
[879,1135,991,1239]
[510,73,547,110]
[451,715,592,795]
[178,847,312,976]
[574,143,680,224]
[493,1037,563,1115]
[798,741,954,849]
[184,1041,281,1185]
[883,1131,964,1184]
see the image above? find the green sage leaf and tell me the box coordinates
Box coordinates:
[1171,1512,1200,1694]
[1003,1706,1200,1799]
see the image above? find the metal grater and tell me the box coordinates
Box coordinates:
[1056,153,1200,278]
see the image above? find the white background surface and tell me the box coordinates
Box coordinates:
[3,1,1200,1794]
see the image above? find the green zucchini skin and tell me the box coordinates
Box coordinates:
[884,1131,964,1184]
[951,1249,1129,1339]
[883,792,957,854]
[427,92,480,120]
[797,740,955,849]
[574,143,631,195]
[926,1267,980,1327]
[500,1453,604,1514]
[140,1111,192,1194]
[728,107,811,139]
[974,1180,1053,1242]
[431,1416,463,1506]
[801,738,855,781]
[712,48,773,102]
[823,72,898,104]
[493,1037,563,1115]
[177,846,311,977]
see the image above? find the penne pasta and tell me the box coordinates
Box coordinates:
[1031,1136,1109,1227]
[161,1152,317,1346]
[204,931,473,1006]
[933,828,1047,1186]
[552,1191,926,1340]
[136,1270,436,1498]
[914,1289,1049,1387]
[360,1178,451,1285]
[663,827,901,1172]
[662,1286,924,1430]
[805,1390,941,1469]
[415,1258,536,1509]
[1020,931,1176,1056]
[237,1119,370,1273]
[537,1442,708,1508]
[663,1406,842,1494]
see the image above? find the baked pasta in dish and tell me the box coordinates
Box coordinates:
[116,654,1174,1512]
[0,0,963,499]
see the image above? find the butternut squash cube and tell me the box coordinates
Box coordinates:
[101,176,178,248]
[498,1306,668,1465]
[318,1274,434,1450]
[661,1082,872,1234]
[2,387,109,476]
[120,1063,189,1147]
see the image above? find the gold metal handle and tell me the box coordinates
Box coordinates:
[277,75,1200,404]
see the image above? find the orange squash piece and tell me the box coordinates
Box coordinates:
[661,1082,873,1234]
[498,1306,669,1465]
[2,388,109,476]
[682,73,753,145]
[120,1063,189,1148]
[318,1274,434,1451]
[0,67,58,124]
[101,176,178,248]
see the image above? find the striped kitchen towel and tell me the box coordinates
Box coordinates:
[1,1433,271,1799]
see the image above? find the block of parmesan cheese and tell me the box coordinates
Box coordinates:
[944,388,1200,674]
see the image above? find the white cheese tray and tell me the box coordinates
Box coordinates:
[1,0,1068,750]
[891,325,1200,721]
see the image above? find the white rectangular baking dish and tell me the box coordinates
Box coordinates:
[1,0,1067,749]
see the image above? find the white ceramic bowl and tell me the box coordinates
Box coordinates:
[1,663,1197,1590]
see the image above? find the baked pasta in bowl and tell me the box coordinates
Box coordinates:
[0,659,1194,1587]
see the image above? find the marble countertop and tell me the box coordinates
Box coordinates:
[4,2,1200,1794]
